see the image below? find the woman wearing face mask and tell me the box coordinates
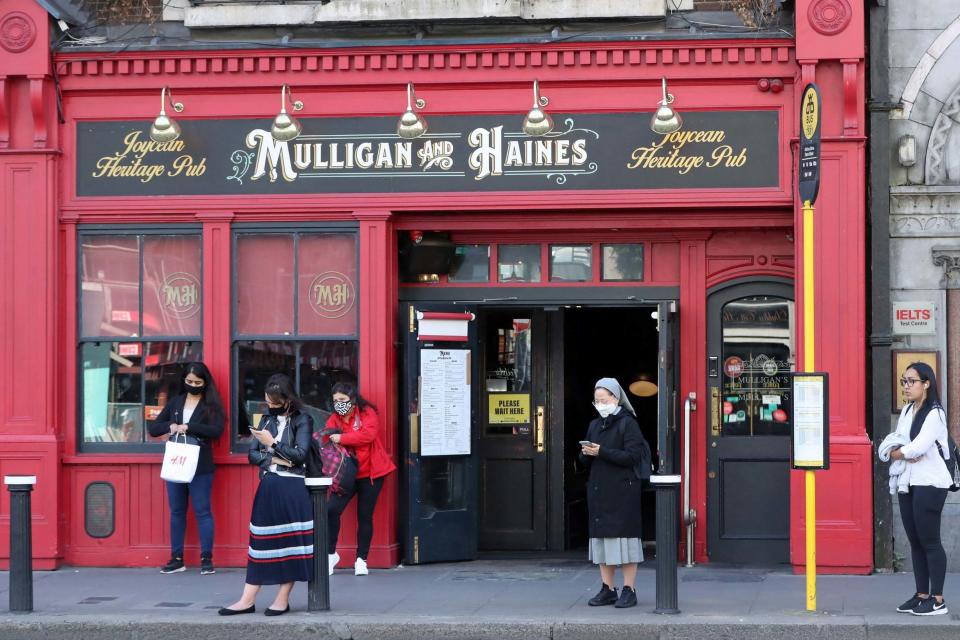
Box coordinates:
[578,377,645,609]
[887,362,951,616]
[219,373,314,617]
[148,362,225,576]
[323,381,397,576]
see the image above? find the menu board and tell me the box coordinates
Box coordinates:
[420,349,471,456]
[791,373,830,470]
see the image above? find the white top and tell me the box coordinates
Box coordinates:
[895,403,953,489]
[182,401,197,425]
[4,475,37,485]
[268,416,301,478]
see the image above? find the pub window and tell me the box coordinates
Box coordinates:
[720,296,795,437]
[78,230,202,451]
[447,244,490,283]
[601,244,645,281]
[233,230,359,448]
[498,244,541,283]
[550,245,592,282]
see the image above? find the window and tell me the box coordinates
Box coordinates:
[448,245,490,283]
[550,245,592,282]
[233,230,359,445]
[79,231,202,450]
[497,245,541,283]
[720,296,795,436]
[601,244,644,281]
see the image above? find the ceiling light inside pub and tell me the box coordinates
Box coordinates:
[522,80,554,136]
[271,84,305,142]
[149,86,184,143]
[650,77,683,135]
[397,82,428,139]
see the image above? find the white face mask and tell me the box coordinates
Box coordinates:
[594,402,617,418]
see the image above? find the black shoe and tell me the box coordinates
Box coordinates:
[912,597,948,616]
[200,554,215,575]
[615,585,638,609]
[897,593,924,613]
[218,604,255,616]
[264,605,290,617]
[588,583,619,606]
[160,556,185,574]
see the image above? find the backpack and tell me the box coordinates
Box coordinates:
[614,417,653,481]
[310,428,358,496]
[933,410,960,492]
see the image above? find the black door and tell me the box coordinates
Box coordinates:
[706,282,794,564]
[478,308,548,550]
[401,302,479,564]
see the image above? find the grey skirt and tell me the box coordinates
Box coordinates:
[588,537,643,565]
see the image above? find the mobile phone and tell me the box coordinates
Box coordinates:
[578,440,593,446]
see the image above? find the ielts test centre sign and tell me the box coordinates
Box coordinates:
[75,111,779,197]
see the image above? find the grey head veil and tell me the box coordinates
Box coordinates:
[594,377,636,416]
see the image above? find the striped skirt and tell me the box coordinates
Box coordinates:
[245,473,315,585]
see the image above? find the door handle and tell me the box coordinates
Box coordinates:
[710,388,719,436]
[535,405,545,453]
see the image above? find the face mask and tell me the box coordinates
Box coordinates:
[185,384,205,395]
[595,403,617,418]
[334,400,353,416]
[268,405,286,416]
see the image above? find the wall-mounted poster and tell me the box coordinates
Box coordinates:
[420,349,471,456]
[891,350,940,413]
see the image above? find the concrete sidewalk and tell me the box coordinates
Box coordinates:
[1,561,958,639]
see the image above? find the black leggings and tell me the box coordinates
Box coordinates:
[898,485,948,596]
[327,476,384,559]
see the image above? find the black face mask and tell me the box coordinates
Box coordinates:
[268,405,286,416]
[186,385,205,395]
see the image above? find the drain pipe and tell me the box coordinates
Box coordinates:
[683,393,696,567]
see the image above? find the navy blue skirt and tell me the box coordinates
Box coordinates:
[245,473,315,585]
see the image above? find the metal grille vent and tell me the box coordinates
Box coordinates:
[84,482,115,539]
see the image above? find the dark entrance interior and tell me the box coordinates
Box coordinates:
[476,305,660,553]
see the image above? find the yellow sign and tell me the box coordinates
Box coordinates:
[801,87,819,141]
[488,394,530,424]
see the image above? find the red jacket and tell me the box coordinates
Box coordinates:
[324,406,397,480]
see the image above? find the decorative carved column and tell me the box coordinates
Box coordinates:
[933,247,960,443]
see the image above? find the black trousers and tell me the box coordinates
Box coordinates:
[327,476,384,559]
[898,485,948,596]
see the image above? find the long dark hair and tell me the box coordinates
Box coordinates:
[331,381,376,412]
[265,373,303,414]
[183,362,224,423]
[906,361,943,439]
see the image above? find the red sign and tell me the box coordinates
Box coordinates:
[723,356,744,378]
[118,343,141,357]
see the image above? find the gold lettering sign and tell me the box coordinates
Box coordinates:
[309,271,356,319]
[91,131,208,184]
[627,129,748,175]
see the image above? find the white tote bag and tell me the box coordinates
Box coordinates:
[160,434,200,484]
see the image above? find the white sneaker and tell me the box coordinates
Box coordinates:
[328,552,339,576]
[354,557,368,576]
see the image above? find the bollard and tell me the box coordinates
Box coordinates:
[305,477,332,611]
[5,475,37,613]
[651,474,681,614]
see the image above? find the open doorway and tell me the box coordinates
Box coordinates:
[562,307,660,552]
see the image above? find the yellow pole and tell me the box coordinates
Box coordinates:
[802,199,816,612]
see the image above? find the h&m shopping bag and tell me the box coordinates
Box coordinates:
[160,434,200,483]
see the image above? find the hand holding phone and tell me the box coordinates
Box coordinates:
[578,440,593,446]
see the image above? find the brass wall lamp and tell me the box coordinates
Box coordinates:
[650,77,683,135]
[271,84,305,142]
[522,79,554,136]
[397,82,428,139]
[149,86,184,143]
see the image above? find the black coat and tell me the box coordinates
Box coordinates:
[578,410,644,539]
[248,412,314,478]
[148,394,224,475]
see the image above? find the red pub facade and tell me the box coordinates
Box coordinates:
[0,0,872,573]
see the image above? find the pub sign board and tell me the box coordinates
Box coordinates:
[76,111,779,197]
